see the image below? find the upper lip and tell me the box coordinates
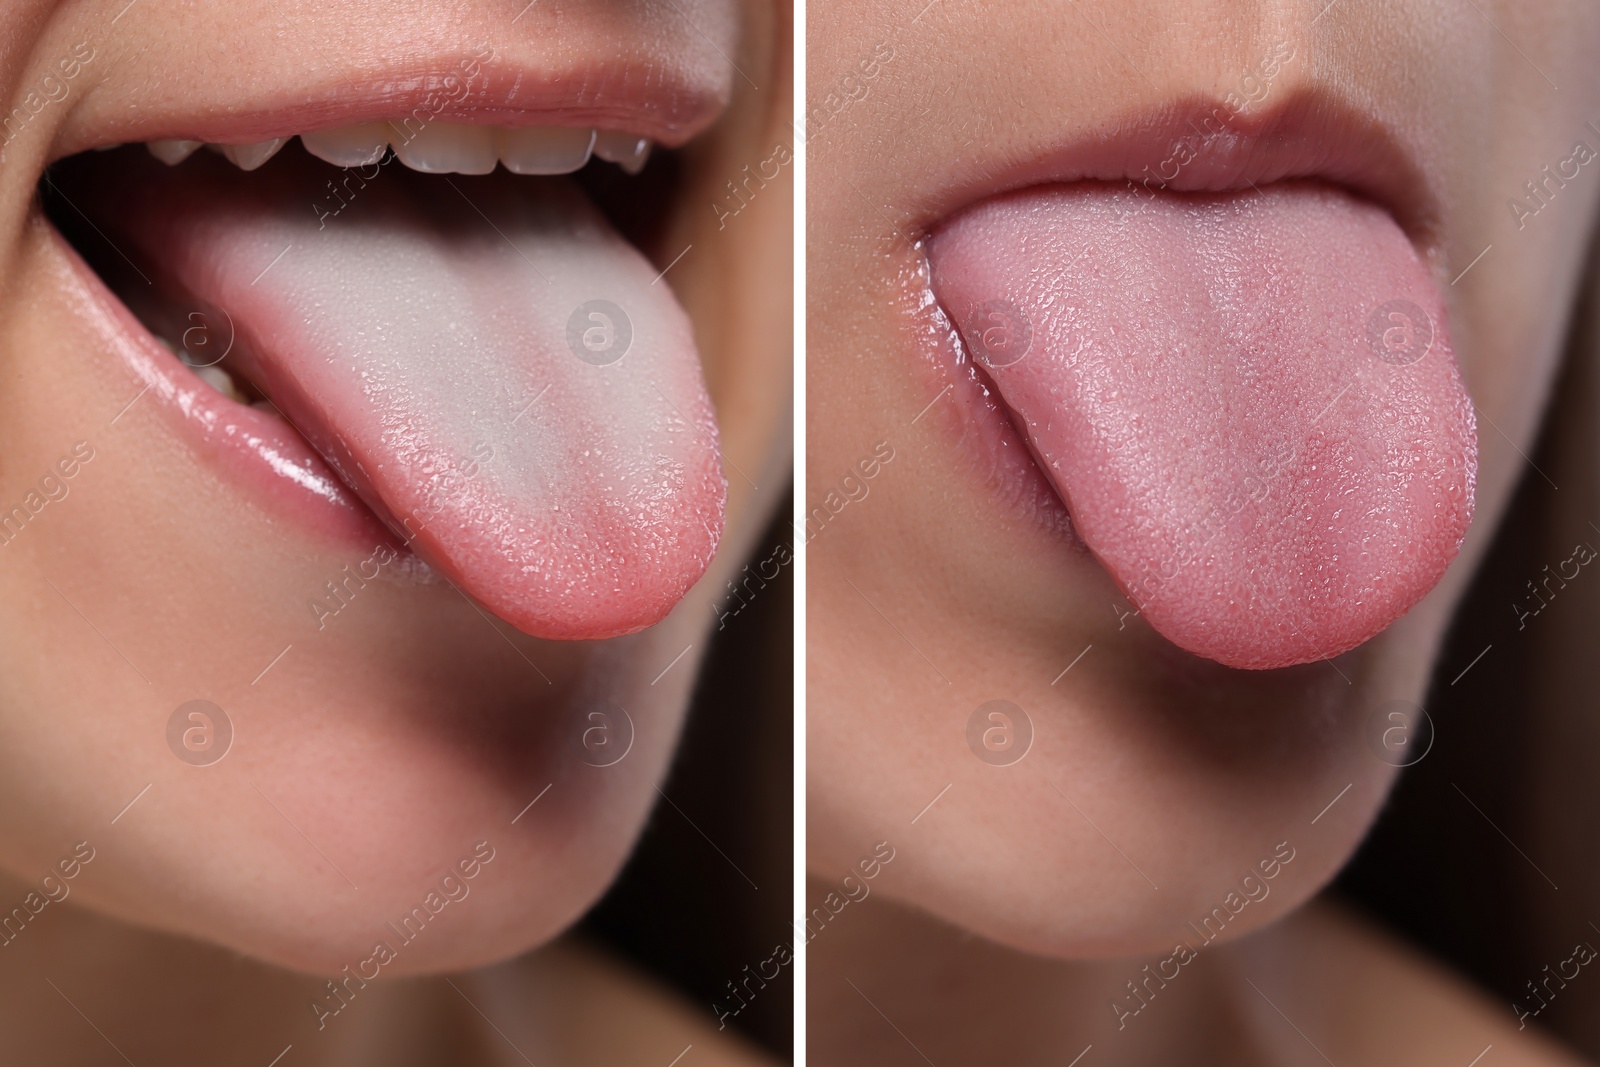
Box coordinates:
[917,89,1441,255]
[42,26,734,165]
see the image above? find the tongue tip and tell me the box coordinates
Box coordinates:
[502,605,677,643]
[455,567,712,642]
[1167,627,1378,673]
[426,508,726,643]
[1121,503,1473,673]
[1140,601,1410,672]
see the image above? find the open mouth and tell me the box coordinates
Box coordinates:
[41,84,729,642]
[920,101,1478,672]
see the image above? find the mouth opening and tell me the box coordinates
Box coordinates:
[45,133,687,397]
[41,126,727,642]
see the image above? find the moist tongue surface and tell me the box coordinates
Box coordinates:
[80,149,725,640]
[927,182,1476,670]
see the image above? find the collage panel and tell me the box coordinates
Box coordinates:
[805,1,1600,1064]
[11,0,1600,1062]
[0,0,791,1063]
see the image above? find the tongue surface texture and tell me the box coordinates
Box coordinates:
[92,152,724,640]
[928,182,1476,670]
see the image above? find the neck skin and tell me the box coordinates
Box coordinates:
[806,878,1587,1066]
[807,877,1239,1066]
[0,868,774,1067]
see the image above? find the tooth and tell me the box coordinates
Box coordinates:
[497,126,595,175]
[192,364,249,404]
[387,120,497,175]
[158,334,249,403]
[620,144,651,175]
[593,131,651,174]
[301,124,390,168]
[147,139,202,165]
[220,138,287,171]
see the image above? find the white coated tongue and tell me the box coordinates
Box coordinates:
[95,149,725,640]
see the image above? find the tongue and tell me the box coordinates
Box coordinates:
[85,150,724,640]
[927,182,1476,670]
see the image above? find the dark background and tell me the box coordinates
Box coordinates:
[1336,249,1600,1054]
[1334,414,1544,994]
[582,492,794,1060]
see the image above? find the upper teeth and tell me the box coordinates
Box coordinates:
[146,123,652,176]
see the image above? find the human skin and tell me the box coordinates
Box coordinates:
[808,889,1592,1066]
[0,896,777,1066]
[807,0,1600,959]
[0,0,790,975]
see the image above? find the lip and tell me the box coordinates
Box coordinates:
[25,2,738,170]
[904,90,1453,552]
[47,215,394,547]
[51,55,730,161]
[907,89,1442,255]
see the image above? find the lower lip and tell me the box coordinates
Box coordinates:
[55,225,396,549]
[899,249,1079,542]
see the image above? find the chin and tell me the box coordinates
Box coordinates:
[0,476,714,975]
[808,615,1435,961]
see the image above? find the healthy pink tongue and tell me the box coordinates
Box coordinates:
[95,152,724,640]
[927,183,1476,670]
